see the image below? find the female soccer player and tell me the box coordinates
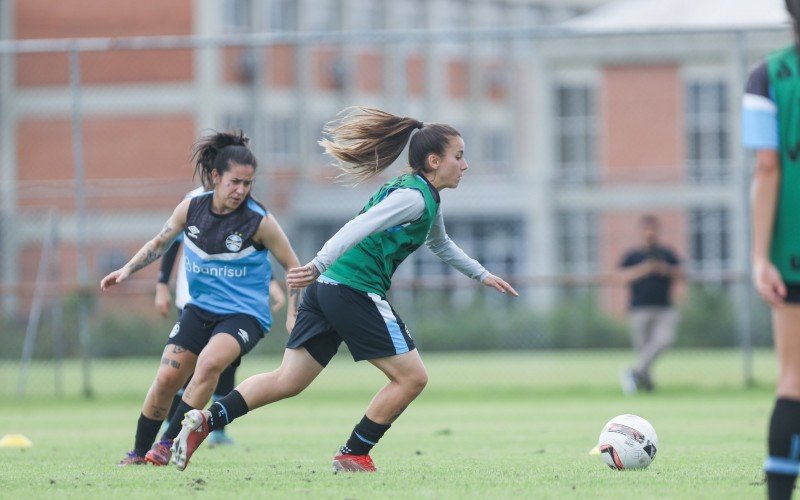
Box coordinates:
[155,188,288,448]
[102,130,300,466]
[172,107,518,472]
[743,2,800,498]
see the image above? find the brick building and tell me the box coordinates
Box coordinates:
[0,0,789,318]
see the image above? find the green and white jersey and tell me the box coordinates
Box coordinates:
[312,173,489,297]
[766,46,800,281]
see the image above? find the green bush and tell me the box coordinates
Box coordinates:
[675,285,736,347]
[408,289,628,351]
[0,315,25,360]
[0,285,774,360]
[92,312,175,357]
[0,292,173,360]
[543,293,629,349]
[675,284,772,348]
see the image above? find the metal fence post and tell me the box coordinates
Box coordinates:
[69,48,93,398]
[0,0,19,317]
[733,30,754,388]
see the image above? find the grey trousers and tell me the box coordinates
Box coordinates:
[629,306,680,376]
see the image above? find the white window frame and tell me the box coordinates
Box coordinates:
[306,0,342,32]
[688,208,731,273]
[223,114,255,139]
[349,0,385,30]
[556,210,598,275]
[483,128,513,173]
[221,0,252,34]
[473,2,509,58]
[266,0,297,32]
[392,0,427,30]
[265,116,299,164]
[409,216,523,279]
[684,68,731,183]
[553,71,598,185]
[436,0,471,56]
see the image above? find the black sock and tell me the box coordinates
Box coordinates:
[166,390,184,423]
[161,400,195,441]
[211,394,227,431]
[766,398,800,500]
[216,365,236,395]
[134,414,163,456]
[341,415,391,456]
[208,390,249,432]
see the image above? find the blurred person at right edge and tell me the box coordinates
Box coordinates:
[743,2,800,498]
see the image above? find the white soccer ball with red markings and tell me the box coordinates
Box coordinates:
[597,414,658,470]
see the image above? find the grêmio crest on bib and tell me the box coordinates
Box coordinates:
[225,233,243,252]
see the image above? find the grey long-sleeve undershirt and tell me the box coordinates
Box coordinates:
[311,188,490,282]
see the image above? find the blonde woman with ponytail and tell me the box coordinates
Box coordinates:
[173,108,517,473]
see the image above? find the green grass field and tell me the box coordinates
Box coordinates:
[0,349,780,498]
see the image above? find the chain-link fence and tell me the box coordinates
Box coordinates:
[0,22,788,397]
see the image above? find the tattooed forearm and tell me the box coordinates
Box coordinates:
[158,223,173,240]
[129,249,162,273]
[123,220,178,275]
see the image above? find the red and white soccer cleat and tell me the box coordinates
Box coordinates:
[331,453,377,472]
[171,409,211,471]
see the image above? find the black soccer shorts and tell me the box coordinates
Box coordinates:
[167,303,264,358]
[286,280,416,367]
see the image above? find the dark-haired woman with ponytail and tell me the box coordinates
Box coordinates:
[172,108,517,472]
[743,2,800,498]
[101,130,301,466]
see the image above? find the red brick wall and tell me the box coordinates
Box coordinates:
[447,59,468,99]
[15,1,194,86]
[601,65,684,183]
[267,46,296,87]
[222,47,248,84]
[486,61,508,102]
[406,55,425,96]
[356,51,383,93]
[16,50,193,86]
[17,115,196,210]
[312,47,344,91]
[16,1,192,38]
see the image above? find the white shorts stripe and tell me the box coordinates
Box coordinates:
[367,292,409,355]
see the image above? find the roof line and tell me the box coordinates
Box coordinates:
[0,25,788,54]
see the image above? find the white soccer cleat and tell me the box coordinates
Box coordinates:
[171,409,211,471]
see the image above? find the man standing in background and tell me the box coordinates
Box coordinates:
[618,215,683,394]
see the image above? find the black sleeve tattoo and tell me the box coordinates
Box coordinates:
[158,222,173,240]
[129,250,162,273]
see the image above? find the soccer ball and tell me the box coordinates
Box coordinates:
[597,414,658,470]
